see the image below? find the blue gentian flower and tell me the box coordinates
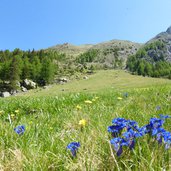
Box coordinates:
[159,114,171,120]
[110,137,128,156]
[122,129,138,150]
[14,125,25,135]
[151,127,165,136]
[136,126,147,136]
[108,125,123,137]
[139,124,152,134]
[156,133,163,144]
[156,129,167,144]
[126,120,139,131]
[156,106,161,111]
[141,118,164,136]
[150,118,164,129]
[108,125,123,133]
[163,132,171,149]
[151,127,166,144]
[112,118,127,128]
[67,142,80,157]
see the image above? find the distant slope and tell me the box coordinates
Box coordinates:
[126,25,171,78]
[146,26,171,62]
[90,40,142,67]
[47,40,142,68]
[49,43,93,56]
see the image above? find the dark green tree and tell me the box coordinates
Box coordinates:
[137,61,145,76]
[9,55,23,89]
[21,56,31,79]
[30,55,42,82]
[39,57,55,85]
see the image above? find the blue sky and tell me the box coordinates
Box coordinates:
[0,0,171,50]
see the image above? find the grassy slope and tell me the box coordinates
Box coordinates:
[0,70,171,170]
[19,70,171,97]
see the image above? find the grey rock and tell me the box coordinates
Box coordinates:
[10,90,17,95]
[4,81,10,84]
[59,81,64,85]
[83,76,88,80]
[0,92,11,97]
[16,81,21,88]
[59,77,68,83]
[16,89,22,93]
[21,86,27,92]
[23,79,37,89]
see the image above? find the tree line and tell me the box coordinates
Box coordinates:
[0,49,60,90]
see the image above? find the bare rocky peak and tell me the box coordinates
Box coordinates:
[48,40,142,58]
[146,25,171,62]
[166,26,171,34]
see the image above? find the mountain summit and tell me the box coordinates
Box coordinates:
[127,25,171,79]
[146,25,171,62]
[47,40,142,67]
[166,26,171,34]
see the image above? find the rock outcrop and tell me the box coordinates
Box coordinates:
[0,92,11,97]
[147,26,171,62]
[23,79,37,90]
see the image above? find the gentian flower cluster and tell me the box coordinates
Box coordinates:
[67,142,80,157]
[108,115,171,156]
[14,125,25,135]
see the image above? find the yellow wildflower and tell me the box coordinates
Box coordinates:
[76,105,82,110]
[95,97,99,100]
[84,100,92,104]
[15,110,19,113]
[11,113,15,117]
[117,97,123,100]
[49,127,53,130]
[0,110,4,115]
[92,99,96,102]
[79,119,87,127]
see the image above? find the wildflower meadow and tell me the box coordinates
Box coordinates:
[0,84,171,170]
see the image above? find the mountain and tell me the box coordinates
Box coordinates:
[146,26,171,62]
[48,43,93,56]
[126,26,171,78]
[150,26,171,42]
[48,40,142,67]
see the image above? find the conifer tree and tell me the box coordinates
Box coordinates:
[9,55,23,89]
[21,56,31,79]
[30,55,42,82]
[39,57,55,85]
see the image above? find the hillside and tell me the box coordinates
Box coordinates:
[48,40,142,67]
[48,43,93,56]
[126,26,171,78]
[146,26,171,62]
[17,70,171,97]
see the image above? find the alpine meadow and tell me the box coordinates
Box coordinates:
[1,1,171,170]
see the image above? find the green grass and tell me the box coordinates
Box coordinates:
[0,70,171,170]
[18,70,171,97]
